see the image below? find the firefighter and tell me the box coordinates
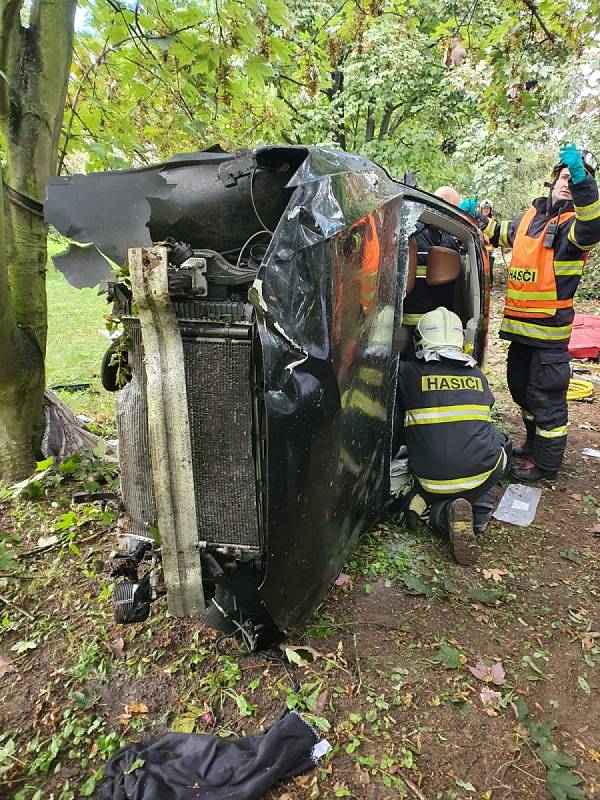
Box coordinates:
[396,307,510,565]
[479,199,496,275]
[467,145,600,481]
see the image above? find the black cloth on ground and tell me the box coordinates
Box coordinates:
[97,710,321,800]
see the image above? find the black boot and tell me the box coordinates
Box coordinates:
[512,441,532,458]
[511,460,557,482]
[473,510,492,534]
[447,499,477,566]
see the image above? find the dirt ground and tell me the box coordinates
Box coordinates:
[1,289,600,800]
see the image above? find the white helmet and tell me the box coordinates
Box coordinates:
[414,307,464,354]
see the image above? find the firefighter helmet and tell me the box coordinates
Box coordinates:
[414,307,464,354]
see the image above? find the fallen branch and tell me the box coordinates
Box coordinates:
[398,769,428,800]
[18,526,111,560]
[0,592,34,620]
[352,632,363,695]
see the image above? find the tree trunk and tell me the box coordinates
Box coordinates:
[0,1,76,481]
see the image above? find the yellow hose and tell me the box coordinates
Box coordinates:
[567,377,594,401]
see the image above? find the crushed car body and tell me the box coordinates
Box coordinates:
[45,145,490,647]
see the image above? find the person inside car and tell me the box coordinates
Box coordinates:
[402,186,463,328]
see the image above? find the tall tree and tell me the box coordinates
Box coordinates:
[60,0,293,171]
[0,1,76,481]
[278,0,600,185]
[0,0,293,483]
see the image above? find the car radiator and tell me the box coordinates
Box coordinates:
[117,303,261,552]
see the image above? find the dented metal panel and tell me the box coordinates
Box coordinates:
[44,146,487,639]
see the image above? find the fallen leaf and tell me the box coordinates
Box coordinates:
[577,675,591,695]
[124,757,145,775]
[0,655,15,679]
[431,643,463,669]
[560,549,583,565]
[587,748,600,763]
[468,659,505,685]
[482,568,509,583]
[581,633,600,650]
[171,713,196,733]
[282,645,321,667]
[480,688,502,709]
[335,572,352,587]
[401,574,434,597]
[570,493,582,501]
[37,534,60,548]
[109,637,125,659]
[490,662,506,685]
[316,690,328,715]
[467,585,501,605]
[126,701,149,714]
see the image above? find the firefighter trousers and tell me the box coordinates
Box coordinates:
[506,342,570,472]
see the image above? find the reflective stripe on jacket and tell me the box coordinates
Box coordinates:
[481,174,600,348]
[397,359,505,495]
[503,207,577,321]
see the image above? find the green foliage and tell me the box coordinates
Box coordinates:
[516,698,585,800]
[579,249,600,300]
[430,643,462,669]
[63,0,295,171]
[0,540,19,572]
[62,0,600,203]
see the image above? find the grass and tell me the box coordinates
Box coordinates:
[46,267,115,422]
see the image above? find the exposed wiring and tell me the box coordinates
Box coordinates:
[250,168,274,235]
[235,229,272,269]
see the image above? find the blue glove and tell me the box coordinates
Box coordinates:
[559,144,586,185]
[458,196,478,216]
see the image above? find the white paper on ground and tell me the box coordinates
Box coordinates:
[493,483,542,526]
[511,499,530,511]
[582,448,600,459]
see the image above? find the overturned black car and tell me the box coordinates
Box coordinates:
[45,146,490,648]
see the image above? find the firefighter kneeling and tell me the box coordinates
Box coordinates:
[396,308,511,565]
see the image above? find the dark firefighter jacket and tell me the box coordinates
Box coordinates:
[402,224,462,326]
[397,358,506,496]
[482,174,600,348]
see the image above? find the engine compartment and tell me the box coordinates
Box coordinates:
[44,145,489,648]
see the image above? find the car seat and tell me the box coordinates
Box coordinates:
[395,242,460,355]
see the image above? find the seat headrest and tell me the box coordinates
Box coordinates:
[426,246,461,285]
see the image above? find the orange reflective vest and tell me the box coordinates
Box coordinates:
[504,207,576,320]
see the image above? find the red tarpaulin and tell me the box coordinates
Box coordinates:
[569,314,600,360]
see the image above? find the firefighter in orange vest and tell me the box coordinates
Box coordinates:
[466,145,600,481]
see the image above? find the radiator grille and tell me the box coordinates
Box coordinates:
[184,337,259,548]
[118,318,260,549]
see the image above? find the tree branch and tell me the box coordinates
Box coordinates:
[519,0,555,43]
[58,23,198,172]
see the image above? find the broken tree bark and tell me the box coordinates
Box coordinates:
[128,246,204,617]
